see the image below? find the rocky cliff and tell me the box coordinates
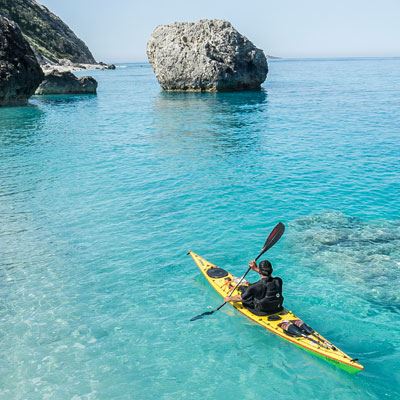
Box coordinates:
[0,15,43,106]
[0,0,96,64]
[147,19,268,91]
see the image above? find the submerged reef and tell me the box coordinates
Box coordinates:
[289,212,400,312]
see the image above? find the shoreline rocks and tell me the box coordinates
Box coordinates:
[98,61,116,70]
[41,62,116,74]
[35,70,97,95]
[1,0,113,105]
[147,19,268,92]
[0,16,44,106]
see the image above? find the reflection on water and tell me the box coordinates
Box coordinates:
[151,90,268,152]
[32,93,97,106]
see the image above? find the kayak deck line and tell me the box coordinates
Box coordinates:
[189,251,364,374]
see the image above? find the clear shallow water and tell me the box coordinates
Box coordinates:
[1,59,400,399]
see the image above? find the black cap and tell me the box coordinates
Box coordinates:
[259,260,273,275]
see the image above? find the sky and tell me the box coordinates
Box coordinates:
[40,0,400,62]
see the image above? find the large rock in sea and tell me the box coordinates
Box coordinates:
[0,0,96,64]
[0,16,44,106]
[147,19,268,91]
[35,70,97,95]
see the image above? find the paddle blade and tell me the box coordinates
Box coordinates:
[190,310,215,321]
[255,222,285,261]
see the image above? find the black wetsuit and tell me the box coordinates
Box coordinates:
[241,276,283,315]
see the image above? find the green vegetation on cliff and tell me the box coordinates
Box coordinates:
[0,0,96,64]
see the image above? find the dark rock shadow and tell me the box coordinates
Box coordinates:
[32,94,97,107]
[0,104,45,146]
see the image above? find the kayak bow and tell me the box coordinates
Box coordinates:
[189,251,364,374]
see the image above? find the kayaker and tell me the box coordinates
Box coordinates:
[224,260,284,315]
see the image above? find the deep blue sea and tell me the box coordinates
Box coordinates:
[1,59,400,399]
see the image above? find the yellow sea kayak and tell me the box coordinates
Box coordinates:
[189,251,364,374]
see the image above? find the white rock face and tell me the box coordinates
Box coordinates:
[147,19,268,91]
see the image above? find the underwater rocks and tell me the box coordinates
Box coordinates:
[35,70,97,95]
[0,16,44,106]
[147,19,268,91]
[288,212,400,311]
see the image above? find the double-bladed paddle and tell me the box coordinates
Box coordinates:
[190,222,285,321]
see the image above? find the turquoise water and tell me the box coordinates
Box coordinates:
[1,58,400,399]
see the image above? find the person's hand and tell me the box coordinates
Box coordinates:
[249,260,257,270]
[224,296,231,302]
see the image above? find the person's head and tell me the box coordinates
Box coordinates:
[259,260,273,277]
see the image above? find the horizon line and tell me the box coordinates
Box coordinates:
[103,55,400,64]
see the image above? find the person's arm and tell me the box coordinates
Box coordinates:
[224,294,242,302]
